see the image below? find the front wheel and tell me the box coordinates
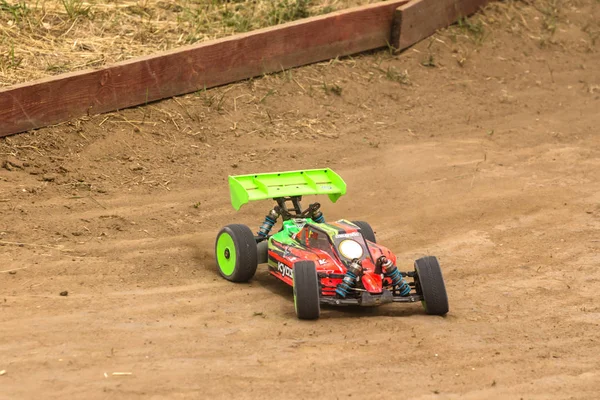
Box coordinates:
[215,224,258,282]
[293,261,320,320]
[414,256,449,316]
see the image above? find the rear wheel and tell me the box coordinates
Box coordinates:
[351,220,376,243]
[414,256,449,315]
[293,261,320,320]
[215,224,258,282]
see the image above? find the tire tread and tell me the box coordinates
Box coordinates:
[414,256,449,316]
[293,261,320,320]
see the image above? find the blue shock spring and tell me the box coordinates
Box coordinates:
[335,271,357,298]
[313,212,325,223]
[386,267,411,296]
[257,215,276,238]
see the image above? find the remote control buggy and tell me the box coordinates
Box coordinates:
[215,169,449,320]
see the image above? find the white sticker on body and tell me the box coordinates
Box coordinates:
[277,262,293,278]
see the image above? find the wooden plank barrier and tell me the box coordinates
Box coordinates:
[392,0,491,50]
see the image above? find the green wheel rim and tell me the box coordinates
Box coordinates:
[216,232,236,276]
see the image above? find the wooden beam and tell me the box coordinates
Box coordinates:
[0,0,409,138]
[392,0,491,50]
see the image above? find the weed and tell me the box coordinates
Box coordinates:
[319,5,335,15]
[61,0,92,20]
[0,0,29,23]
[46,63,70,74]
[582,22,599,46]
[384,39,398,56]
[267,0,310,25]
[177,6,207,43]
[126,0,154,18]
[421,54,437,68]
[457,16,487,45]
[0,42,22,71]
[221,5,254,32]
[329,84,342,96]
[215,92,226,111]
[538,0,561,35]
[259,89,275,103]
[277,65,294,82]
[384,66,410,85]
[200,88,216,108]
[322,82,342,96]
[422,39,437,67]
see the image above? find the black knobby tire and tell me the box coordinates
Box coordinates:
[351,220,376,243]
[293,261,321,320]
[215,224,258,282]
[414,256,449,316]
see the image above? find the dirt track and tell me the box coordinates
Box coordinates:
[1,1,600,399]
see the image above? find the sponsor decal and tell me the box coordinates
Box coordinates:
[277,262,293,279]
[283,246,299,261]
[334,232,360,239]
[318,259,328,265]
[320,185,333,190]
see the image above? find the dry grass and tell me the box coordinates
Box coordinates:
[1,0,596,88]
[0,0,381,87]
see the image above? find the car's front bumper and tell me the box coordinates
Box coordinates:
[320,289,423,307]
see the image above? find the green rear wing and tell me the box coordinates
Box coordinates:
[228,168,346,210]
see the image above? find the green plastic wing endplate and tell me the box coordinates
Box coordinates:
[228,168,347,210]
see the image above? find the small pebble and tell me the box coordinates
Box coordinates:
[60,291,68,296]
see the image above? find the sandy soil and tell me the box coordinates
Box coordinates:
[1,1,599,399]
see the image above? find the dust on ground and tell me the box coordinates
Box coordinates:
[1,1,600,398]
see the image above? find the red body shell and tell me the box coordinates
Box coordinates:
[267,223,397,295]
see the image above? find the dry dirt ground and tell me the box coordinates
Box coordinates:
[1,1,599,399]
